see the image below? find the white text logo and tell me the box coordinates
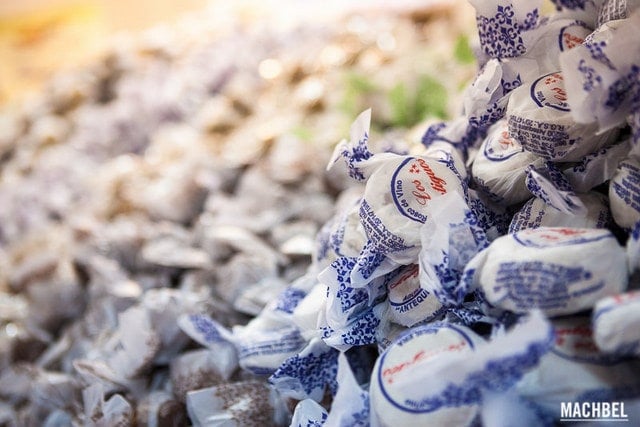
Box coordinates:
[560,401,628,422]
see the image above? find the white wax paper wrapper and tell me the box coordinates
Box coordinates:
[369,322,484,427]
[463,59,510,129]
[627,220,640,273]
[350,151,467,280]
[471,227,628,316]
[467,189,513,241]
[509,191,611,232]
[390,310,553,409]
[518,17,593,80]
[517,315,640,413]
[236,324,307,375]
[507,71,620,161]
[610,156,640,229]
[186,380,287,427]
[83,384,134,427]
[328,109,394,182]
[481,390,554,427]
[318,255,388,343]
[108,306,161,379]
[560,11,640,134]
[330,110,469,286]
[525,161,587,215]
[323,352,369,427]
[386,263,444,327]
[472,119,542,205]
[563,137,630,192]
[289,399,328,427]
[314,201,367,268]
[421,116,484,155]
[182,290,310,376]
[593,290,640,356]
[269,337,338,401]
[419,192,489,307]
[177,314,238,380]
[320,302,386,352]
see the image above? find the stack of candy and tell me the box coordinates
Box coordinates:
[196,1,640,425]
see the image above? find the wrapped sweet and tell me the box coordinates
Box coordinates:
[506,71,620,162]
[471,119,542,205]
[466,227,628,316]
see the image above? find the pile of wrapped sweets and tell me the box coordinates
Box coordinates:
[2,0,640,425]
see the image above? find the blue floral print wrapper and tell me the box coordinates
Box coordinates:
[508,191,611,232]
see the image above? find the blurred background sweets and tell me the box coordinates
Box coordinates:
[0,0,475,107]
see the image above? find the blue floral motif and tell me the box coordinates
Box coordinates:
[585,40,615,70]
[578,59,602,92]
[329,256,369,315]
[521,9,540,31]
[269,343,339,400]
[342,132,373,182]
[275,287,308,314]
[355,249,386,282]
[421,122,449,147]
[469,101,507,130]
[320,324,334,339]
[325,308,381,349]
[604,77,630,111]
[476,5,527,59]
[447,306,489,326]
[529,161,584,213]
[346,392,370,426]
[500,74,523,93]
[421,120,484,153]
[468,194,511,237]
[303,412,327,427]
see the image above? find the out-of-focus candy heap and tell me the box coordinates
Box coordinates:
[0,2,477,426]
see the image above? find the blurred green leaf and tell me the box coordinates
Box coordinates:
[415,75,448,121]
[389,82,411,128]
[454,34,475,65]
[290,125,313,141]
[346,72,377,93]
[339,71,378,117]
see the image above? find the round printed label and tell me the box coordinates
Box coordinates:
[558,22,590,51]
[391,157,450,223]
[530,72,570,112]
[551,317,625,365]
[512,227,612,248]
[483,128,524,161]
[377,323,477,413]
